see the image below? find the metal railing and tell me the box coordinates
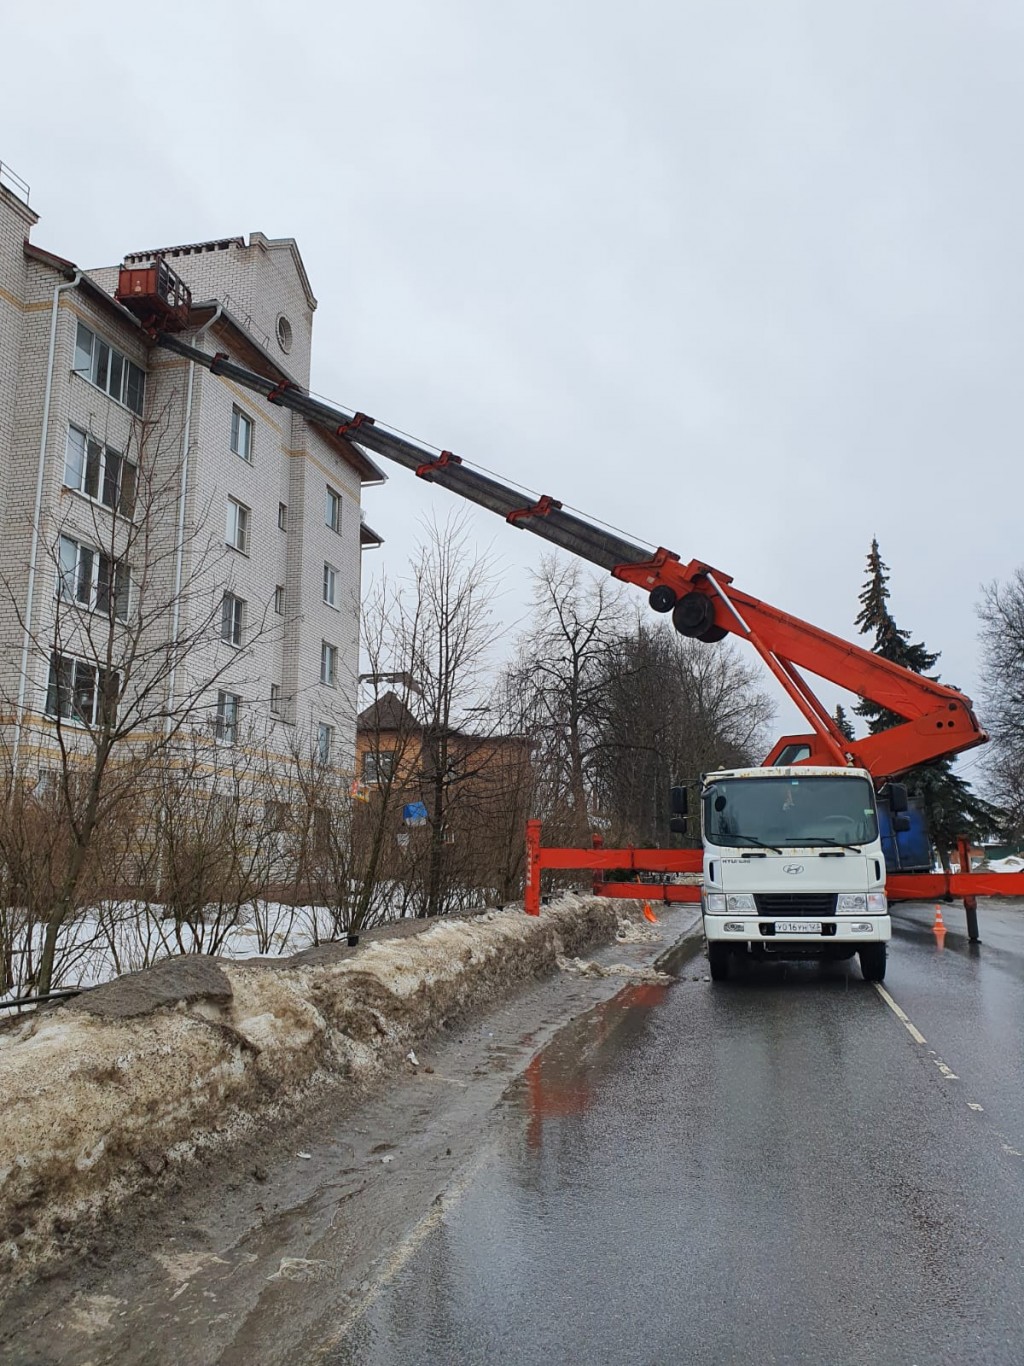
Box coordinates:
[0,159,30,204]
[222,294,271,351]
[0,987,85,1014]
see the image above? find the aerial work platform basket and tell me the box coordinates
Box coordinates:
[116,256,192,332]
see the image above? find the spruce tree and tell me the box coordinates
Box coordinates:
[854,538,1001,867]
[833,705,855,742]
[854,539,939,733]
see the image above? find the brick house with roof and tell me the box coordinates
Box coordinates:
[355,688,535,903]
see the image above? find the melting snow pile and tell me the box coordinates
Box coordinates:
[987,856,1024,873]
[615,916,662,944]
[0,896,627,1287]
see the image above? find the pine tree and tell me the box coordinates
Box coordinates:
[853,538,1001,867]
[833,705,855,742]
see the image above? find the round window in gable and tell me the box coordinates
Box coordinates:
[276,315,294,354]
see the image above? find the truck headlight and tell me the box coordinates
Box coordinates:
[867,892,887,913]
[837,894,867,912]
[705,893,727,913]
[726,894,756,911]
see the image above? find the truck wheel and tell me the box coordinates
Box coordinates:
[708,944,730,982]
[859,944,886,982]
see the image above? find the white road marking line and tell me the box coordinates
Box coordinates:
[875,994,1024,1149]
[874,986,960,1079]
[874,984,927,1044]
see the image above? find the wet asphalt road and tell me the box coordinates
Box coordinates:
[319,902,1024,1366]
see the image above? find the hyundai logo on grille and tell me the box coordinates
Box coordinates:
[783,864,805,875]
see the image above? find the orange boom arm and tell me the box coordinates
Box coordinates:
[143,310,985,787]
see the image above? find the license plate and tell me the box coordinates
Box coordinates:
[775,920,822,934]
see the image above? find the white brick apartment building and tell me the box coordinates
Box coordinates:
[0,161,384,782]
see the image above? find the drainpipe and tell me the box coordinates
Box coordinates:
[164,304,222,732]
[12,269,82,777]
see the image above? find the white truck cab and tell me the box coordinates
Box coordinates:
[697,765,891,982]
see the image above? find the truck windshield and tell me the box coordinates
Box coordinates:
[703,776,879,849]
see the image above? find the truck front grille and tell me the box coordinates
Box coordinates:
[753,893,838,917]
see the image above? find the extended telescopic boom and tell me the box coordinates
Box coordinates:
[154,329,986,784]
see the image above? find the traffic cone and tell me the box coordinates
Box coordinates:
[642,901,659,924]
[933,904,947,949]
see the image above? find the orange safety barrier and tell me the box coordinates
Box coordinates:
[524,819,702,915]
[523,822,1024,924]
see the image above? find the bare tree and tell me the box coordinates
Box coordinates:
[0,404,280,993]
[464,669,536,904]
[139,724,285,956]
[346,581,429,926]
[503,561,775,852]
[979,570,1024,833]
[384,512,500,917]
[589,617,775,844]
[505,556,628,842]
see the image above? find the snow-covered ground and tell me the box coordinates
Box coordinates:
[0,895,637,1289]
[1,901,396,1007]
[987,856,1024,874]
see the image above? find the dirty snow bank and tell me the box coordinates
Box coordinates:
[0,896,633,1288]
[987,855,1024,873]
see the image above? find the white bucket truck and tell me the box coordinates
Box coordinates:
[677,766,901,983]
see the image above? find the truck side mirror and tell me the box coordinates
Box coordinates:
[669,816,687,835]
[888,783,909,814]
[670,785,688,817]
[893,813,911,833]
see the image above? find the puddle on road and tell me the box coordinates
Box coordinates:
[510,929,703,1149]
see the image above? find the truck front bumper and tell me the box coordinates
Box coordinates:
[703,914,891,946]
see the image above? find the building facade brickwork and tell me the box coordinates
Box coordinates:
[0,169,383,781]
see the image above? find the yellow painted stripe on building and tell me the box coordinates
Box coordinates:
[18,719,354,783]
[283,444,363,492]
[0,285,53,312]
[147,358,189,373]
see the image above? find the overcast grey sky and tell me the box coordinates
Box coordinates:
[3,0,1022,752]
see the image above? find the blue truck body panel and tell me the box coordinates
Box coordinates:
[878,800,932,874]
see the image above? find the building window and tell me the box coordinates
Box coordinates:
[265,798,290,832]
[274,584,285,615]
[326,486,342,534]
[215,690,240,744]
[362,749,396,785]
[323,562,337,607]
[226,498,250,553]
[57,535,130,620]
[320,641,337,687]
[73,321,145,415]
[278,502,287,530]
[221,592,245,647]
[210,791,238,833]
[231,406,254,462]
[63,426,137,516]
[45,652,120,728]
[269,683,282,716]
[317,722,334,764]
